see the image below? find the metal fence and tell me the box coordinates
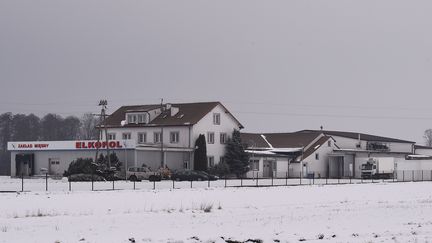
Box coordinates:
[1,170,431,193]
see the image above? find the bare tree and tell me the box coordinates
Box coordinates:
[424,129,432,146]
[80,113,99,140]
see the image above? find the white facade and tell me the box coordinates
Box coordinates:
[245,137,336,179]
[102,103,242,170]
[8,140,135,176]
[192,105,241,165]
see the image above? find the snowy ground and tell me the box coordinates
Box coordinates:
[1,180,432,243]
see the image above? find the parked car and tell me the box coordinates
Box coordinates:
[126,167,161,182]
[171,170,209,181]
[195,171,219,181]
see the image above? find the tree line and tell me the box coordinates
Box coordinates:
[0,112,100,175]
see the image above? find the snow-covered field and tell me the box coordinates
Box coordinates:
[1,179,432,243]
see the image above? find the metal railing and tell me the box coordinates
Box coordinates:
[1,170,431,192]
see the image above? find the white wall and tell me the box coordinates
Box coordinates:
[192,104,242,165]
[104,126,192,148]
[331,135,413,153]
[303,138,336,178]
[332,136,364,149]
[387,142,413,153]
[415,148,432,156]
[11,149,135,176]
[395,158,432,181]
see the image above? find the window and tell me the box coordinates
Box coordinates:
[122,133,131,140]
[220,133,227,144]
[170,132,180,143]
[208,156,215,167]
[207,132,215,144]
[213,113,220,125]
[127,114,137,124]
[154,132,162,143]
[315,153,319,160]
[138,133,147,144]
[250,159,259,171]
[183,161,189,169]
[108,133,116,140]
[138,114,146,123]
[328,140,332,147]
[127,113,147,124]
[50,159,60,165]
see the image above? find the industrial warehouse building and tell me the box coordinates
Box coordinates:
[5,101,432,179]
[242,130,432,179]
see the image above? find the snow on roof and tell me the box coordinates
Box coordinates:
[260,135,274,149]
[271,148,303,153]
[245,150,277,155]
[406,154,432,159]
[246,147,303,156]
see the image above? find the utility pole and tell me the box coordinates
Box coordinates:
[94,114,102,164]
[99,100,111,168]
[160,98,164,168]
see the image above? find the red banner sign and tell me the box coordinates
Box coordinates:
[75,141,123,149]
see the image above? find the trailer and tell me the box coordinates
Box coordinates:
[361,157,395,179]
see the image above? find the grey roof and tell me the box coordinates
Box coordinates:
[414,145,432,149]
[102,101,243,128]
[297,130,415,144]
[241,132,322,148]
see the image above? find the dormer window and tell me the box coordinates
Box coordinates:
[127,114,137,124]
[138,114,145,123]
[126,113,148,124]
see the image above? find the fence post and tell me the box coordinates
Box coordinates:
[133,180,136,190]
[422,170,424,181]
[285,172,288,186]
[69,177,71,191]
[271,173,274,186]
[153,180,156,190]
[412,170,415,182]
[240,177,243,187]
[326,176,328,185]
[393,171,395,182]
[21,173,24,192]
[190,180,193,189]
[403,170,405,182]
[45,173,48,191]
[208,179,210,188]
[225,177,227,188]
[300,172,302,185]
[338,177,340,184]
[91,172,94,191]
[313,173,315,185]
[256,173,259,187]
[349,176,352,184]
[112,179,115,190]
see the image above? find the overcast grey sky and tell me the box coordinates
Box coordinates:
[1,0,432,144]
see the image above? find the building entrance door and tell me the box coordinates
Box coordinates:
[263,160,274,178]
[49,158,61,175]
[15,154,35,176]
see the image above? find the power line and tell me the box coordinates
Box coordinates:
[234,111,432,121]
[224,100,430,112]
